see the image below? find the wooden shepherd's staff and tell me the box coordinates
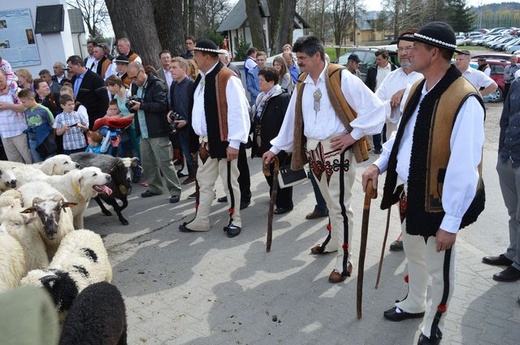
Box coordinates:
[263,156,279,252]
[357,179,377,319]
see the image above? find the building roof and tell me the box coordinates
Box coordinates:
[218,0,309,32]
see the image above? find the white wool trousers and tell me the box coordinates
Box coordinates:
[396,225,456,339]
[189,155,242,231]
[308,139,355,273]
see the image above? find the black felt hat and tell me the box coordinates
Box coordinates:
[194,39,220,54]
[114,55,129,64]
[401,21,462,53]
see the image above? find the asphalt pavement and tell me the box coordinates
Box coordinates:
[84,118,520,345]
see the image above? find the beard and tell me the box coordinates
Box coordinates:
[400,60,412,69]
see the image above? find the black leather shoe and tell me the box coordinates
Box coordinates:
[179,222,194,232]
[217,196,227,203]
[141,190,161,198]
[169,195,180,203]
[223,224,241,238]
[389,240,404,252]
[383,306,425,322]
[417,328,442,345]
[482,254,513,266]
[240,200,250,210]
[274,207,293,215]
[493,265,520,282]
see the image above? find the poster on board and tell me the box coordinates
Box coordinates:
[0,8,41,68]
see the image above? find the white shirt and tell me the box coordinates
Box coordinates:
[163,69,173,89]
[461,67,495,89]
[375,68,423,124]
[374,81,485,233]
[85,55,96,70]
[375,63,393,90]
[270,63,385,153]
[191,62,251,149]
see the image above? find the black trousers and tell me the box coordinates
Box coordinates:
[238,144,251,202]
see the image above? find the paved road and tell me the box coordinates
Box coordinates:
[84,104,520,344]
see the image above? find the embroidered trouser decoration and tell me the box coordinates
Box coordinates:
[226,160,235,227]
[307,139,354,273]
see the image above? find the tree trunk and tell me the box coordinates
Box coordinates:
[105,0,162,67]
[189,0,195,36]
[245,0,266,51]
[152,0,185,56]
[268,0,297,54]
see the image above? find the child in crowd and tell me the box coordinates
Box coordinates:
[18,89,56,162]
[53,94,89,154]
[85,130,103,154]
[106,100,122,119]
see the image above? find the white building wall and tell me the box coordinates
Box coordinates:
[4,0,76,76]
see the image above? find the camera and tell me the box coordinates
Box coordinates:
[168,112,183,134]
[125,96,141,110]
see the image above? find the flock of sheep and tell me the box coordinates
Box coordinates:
[0,155,128,344]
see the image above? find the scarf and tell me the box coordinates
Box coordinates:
[255,85,282,120]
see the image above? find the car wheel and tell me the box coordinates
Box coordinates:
[486,87,503,103]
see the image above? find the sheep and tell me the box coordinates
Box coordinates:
[0,189,24,212]
[18,182,77,258]
[0,165,18,192]
[0,208,49,271]
[20,229,112,321]
[0,230,27,292]
[59,282,127,345]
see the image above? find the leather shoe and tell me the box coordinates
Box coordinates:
[328,264,352,283]
[482,254,513,266]
[179,222,195,232]
[141,190,161,198]
[305,210,328,219]
[493,265,520,282]
[383,306,425,322]
[274,207,292,215]
[417,328,442,345]
[240,200,250,210]
[389,240,404,252]
[169,195,180,203]
[217,196,227,203]
[223,224,241,238]
[182,176,196,185]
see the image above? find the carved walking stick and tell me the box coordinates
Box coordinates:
[263,156,279,252]
[375,207,392,289]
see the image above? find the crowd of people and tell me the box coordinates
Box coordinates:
[2,21,520,345]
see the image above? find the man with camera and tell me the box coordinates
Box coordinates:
[127,61,181,203]
[167,57,197,185]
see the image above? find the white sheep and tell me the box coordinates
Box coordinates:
[18,182,77,258]
[0,189,24,212]
[0,208,49,271]
[21,229,112,320]
[0,230,27,292]
[0,165,18,192]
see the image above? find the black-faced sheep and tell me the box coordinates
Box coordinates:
[0,209,49,271]
[0,230,27,291]
[18,182,77,258]
[59,282,127,345]
[20,229,112,320]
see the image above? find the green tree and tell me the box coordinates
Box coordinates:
[446,0,475,32]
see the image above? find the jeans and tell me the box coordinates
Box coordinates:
[177,129,196,177]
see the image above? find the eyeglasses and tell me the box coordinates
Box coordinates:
[398,47,415,52]
[128,70,142,80]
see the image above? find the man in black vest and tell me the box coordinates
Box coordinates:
[178,39,250,238]
[362,22,485,345]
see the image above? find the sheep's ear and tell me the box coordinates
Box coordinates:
[32,197,44,206]
[21,207,35,214]
[52,195,62,202]
[61,202,78,210]
[40,274,58,289]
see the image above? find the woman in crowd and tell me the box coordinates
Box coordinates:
[105,75,140,160]
[15,68,34,91]
[272,56,293,94]
[34,79,61,116]
[251,67,293,214]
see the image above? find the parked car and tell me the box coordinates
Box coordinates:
[470,58,508,102]
[335,46,399,81]
[456,35,470,46]
[472,53,517,62]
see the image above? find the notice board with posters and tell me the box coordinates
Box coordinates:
[0,8,41,68]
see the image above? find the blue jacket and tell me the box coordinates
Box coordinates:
[499,78,520,167]
[246,66,261,104]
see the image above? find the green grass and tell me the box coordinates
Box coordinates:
[325,47,348,61]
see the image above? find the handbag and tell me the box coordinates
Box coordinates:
[277,165,307,189]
